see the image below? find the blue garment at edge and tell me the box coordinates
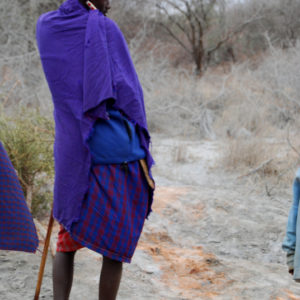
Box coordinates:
[88,109,146,165]
[282,168,300,281]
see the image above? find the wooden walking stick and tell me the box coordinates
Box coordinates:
[34,205,54,300]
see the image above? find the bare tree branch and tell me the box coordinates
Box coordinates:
[157,0,262,75]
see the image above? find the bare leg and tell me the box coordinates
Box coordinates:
[99,256,123,300]
[53,251,76,300]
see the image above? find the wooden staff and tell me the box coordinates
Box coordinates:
[34,206,54,300]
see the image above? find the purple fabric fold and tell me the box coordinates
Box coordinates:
[0,142,39,253]
[36,0,154,230]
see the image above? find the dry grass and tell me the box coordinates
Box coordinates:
[223,138,268,170]
[222,137,284,179]
[138,45,300,142]
[221,133,300,188]
[222,136,287,180]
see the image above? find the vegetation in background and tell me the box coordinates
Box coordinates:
[1,0,300,204]
[0,108,54,217]
[156,0,256,75]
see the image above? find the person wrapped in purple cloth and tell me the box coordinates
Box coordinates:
[0,141,39,253]
[36,0,155,299]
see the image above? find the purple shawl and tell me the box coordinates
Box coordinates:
[36,0,154,230]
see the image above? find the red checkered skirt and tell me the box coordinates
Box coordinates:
[56,161,150,263]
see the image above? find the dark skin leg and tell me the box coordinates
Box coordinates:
[99,256,123,300]
[53,252,122,300]
[53,251,76,300]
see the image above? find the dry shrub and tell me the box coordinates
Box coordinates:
[213,42,300,141]
[255,42,300,128]
[174,143,188,163]
[0,108,55,217]
[138,42,300,140]
[0,52,53,116]
[222,132,300,187]
[137,54,230,138]
[213,62,275,139]
[223,138,276,173]
[224,138,262,170]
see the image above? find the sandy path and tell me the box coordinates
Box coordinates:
[1,134,300,299]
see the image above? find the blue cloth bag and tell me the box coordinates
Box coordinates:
[88,109,146,165]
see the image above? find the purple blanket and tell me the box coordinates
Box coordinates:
[0,142,39,253]
[36,0,154,230]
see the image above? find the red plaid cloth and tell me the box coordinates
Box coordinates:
[56,161,151,262]
[56,225,83,252]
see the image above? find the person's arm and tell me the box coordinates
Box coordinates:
[282,171,300,273]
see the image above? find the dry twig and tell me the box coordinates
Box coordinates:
[237,159,273,179]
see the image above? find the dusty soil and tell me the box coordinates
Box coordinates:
[1,134,300,299]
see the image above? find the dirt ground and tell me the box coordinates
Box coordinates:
[1,134,300,299]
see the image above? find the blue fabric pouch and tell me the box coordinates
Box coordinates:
[87,109,146,165]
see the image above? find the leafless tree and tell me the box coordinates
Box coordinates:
[227,0,300,57]
[156,0,261,75]
[260,0,300,48]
